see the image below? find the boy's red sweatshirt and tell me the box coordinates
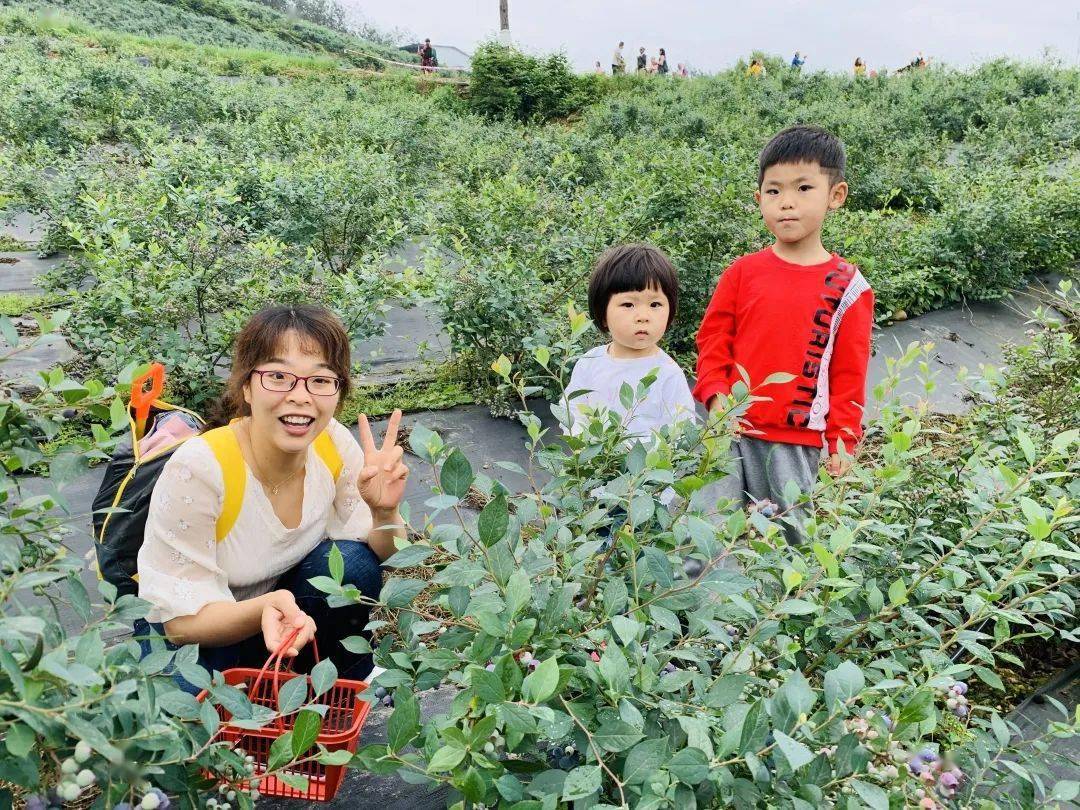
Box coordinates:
[693,247,874,454]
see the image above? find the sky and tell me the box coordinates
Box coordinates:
[347,0,1080,74]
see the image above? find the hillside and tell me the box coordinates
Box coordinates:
[2,0,412,66]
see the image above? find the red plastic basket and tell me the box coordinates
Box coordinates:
[197,627,372,802]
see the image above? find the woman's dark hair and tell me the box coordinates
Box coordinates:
[208,305,352,428]
[587,243,679,333]
[758,124,847,187]
[659,48,666,55]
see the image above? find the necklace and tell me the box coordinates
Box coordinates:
[241,419,305,497]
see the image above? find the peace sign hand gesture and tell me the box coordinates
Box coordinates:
[356,409,409,512]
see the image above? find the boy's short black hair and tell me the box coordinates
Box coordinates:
[758,125,846,187]
[587,243,679,333]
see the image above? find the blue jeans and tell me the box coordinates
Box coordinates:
[133,539,383,695]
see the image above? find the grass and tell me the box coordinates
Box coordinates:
[0,292,49,316]
[0,235,29,251]
[339,371,475,422]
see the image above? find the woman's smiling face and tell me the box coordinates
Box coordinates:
[242,329,341,454]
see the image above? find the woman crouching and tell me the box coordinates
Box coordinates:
[133,304,408,693]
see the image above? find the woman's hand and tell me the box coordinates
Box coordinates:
[261,591,316,658]
[356,409,409,512]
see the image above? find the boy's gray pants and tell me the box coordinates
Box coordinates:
[697,436,822,546]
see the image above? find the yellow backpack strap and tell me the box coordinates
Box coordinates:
[201,426,247,542]
[314,429,344,481]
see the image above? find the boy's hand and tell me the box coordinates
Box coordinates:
[825,453,852,477]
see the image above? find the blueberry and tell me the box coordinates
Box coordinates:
[558,755,575,769]
[381,695,394,707]
[550,746,563,757]
[25,796,47,810]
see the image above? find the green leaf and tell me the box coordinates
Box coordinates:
[268,731,296,772]
[277,673,309,715]
[328,543,344,583]
[1049,781,1079,802]
[888,578,908,606]
[278,772,309,791]
[291,709,322,758]
[777,599,821,615]
[762,371,797,386]
[318,749,354,766]
[4,722,34,757]
[623,738,669,785]
[440,449,474,498]
[610,615,643,645]
[823,661,865,711]
[896,689,934,729]
[427,744,467,773]
[341,635,372,654]
[773,730,815,771]
[387,689,421,751]
[850,779,888,810]
[562,765,601,800]
[381,544,435,568]
[974,665,1005,692]
[666,747,709,784]
[599,645,630,693]
[594,719,642,753]
[470,667,507,704]
[309,658,337,698]
[379,577,427,608]
[990,712,1010,747]
[522,656,559,703]
[1016,431,1037,464]
[459,767,486,802]
[477,493,509,546]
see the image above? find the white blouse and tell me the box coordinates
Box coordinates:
[136,418,374,624]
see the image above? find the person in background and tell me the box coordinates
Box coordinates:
[636,46,647,71]
[747,58,766,77]
[791,51,806,71]
[657,47,669,74]
[676,62,689,77]
[612,41,626,74]
[854,57,866,77]
[418,38,435,73]
[595,60,605,74]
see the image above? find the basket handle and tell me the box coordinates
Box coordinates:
[249,625,322,731]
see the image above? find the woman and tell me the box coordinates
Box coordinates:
[134,305,408,693]
[854,57,866,77]
[657,48,669,74]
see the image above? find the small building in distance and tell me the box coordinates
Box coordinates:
[400,43,472,71]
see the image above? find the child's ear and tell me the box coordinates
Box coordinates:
[829,181,849,210]
[754,189,762,205]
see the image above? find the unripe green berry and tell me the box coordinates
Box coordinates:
[140,792,161,810]
[62,757,79,775]
[74,740,93,763]
[76,769,97,787]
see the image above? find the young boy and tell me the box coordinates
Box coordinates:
[563,243,696,441]
[694,125,874,543]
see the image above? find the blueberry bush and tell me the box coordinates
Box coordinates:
[333,292,1079,808]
